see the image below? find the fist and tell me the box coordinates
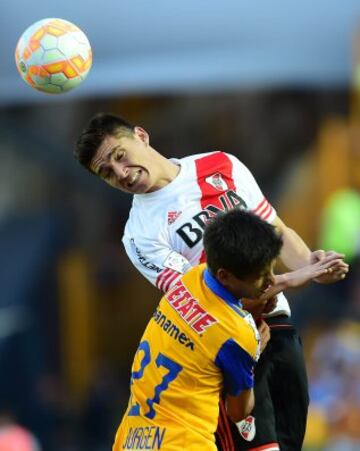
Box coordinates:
[257,320,270,353]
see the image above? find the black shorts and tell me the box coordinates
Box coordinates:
[215,316,309,451]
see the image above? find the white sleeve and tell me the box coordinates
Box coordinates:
[227,153,277,223]
[122,233,192,293]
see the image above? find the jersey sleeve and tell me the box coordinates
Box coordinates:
[122,232,192,293]
[214,338,256,396]
[226,153,277,224]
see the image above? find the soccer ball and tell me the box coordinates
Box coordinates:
[15,18,92,94]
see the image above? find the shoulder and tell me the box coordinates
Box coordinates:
[181,150,244,164]
[236,313,261,361]
[180,272,259,360]
[123,200,167,241]
[177,151,239,168]
[219,308,260,362]
[183,151,253,177]
[177,151,219,163]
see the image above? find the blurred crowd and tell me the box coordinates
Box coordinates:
[304,318,360,450]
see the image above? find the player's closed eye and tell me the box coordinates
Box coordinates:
[114,150,125,161]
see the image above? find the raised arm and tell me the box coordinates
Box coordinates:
[272,216,311,270]
[273,216,348,283]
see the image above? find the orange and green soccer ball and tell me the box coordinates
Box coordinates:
[15,18,92,94]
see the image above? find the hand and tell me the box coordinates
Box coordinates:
[262,296,278,314]
[257,320,270,353]
[280,253,346,288]
[310,250,349,284]
[257,253,346,301]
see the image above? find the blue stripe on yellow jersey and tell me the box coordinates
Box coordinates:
[113,264,260,451]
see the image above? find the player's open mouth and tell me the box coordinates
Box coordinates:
[127,169,141,188]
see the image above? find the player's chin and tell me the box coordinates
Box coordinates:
[131,184,150,194]
[116,183,146,194]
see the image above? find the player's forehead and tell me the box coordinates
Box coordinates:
[90,135,118,172]
[246,259,275,282]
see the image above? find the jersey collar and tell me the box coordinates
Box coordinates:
[134,159,182,200]
[203,268,243,308]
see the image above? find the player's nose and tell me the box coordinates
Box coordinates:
[113,163,128,180]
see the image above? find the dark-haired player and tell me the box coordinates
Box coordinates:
[113,210,338,451]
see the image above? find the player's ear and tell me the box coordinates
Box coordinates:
[134,126,149,146]
[216,268,232,287]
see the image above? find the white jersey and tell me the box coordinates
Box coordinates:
[123,151,291,317]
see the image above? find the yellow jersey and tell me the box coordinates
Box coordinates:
[113,264,260,451]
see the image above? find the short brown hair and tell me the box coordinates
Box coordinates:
[74,113,134,172]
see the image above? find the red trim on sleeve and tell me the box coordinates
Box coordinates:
[262,205,273,221]
[162,271,181,293]
[258,203,271,218]
[156,268,181,293]
[156,268,172,291]
[247,443,280,451]
[252,197,274,221]
[252,197,267,214]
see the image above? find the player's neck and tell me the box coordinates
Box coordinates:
[149,155,180,192]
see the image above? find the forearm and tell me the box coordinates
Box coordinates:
[272,217,349,284]
[260,271,310,300]
[261,253,344,299]
[226,388,255,423]
[280,227,311,270]
[273,217,311,270]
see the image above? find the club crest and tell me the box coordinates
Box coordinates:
[205,173,228,191]
[237,415,256,441]
[167,211,182,225]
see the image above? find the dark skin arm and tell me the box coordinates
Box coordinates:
[226,388,254,423]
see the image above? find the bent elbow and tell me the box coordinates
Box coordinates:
[243,396,255,418]
[228,397,254,423]
[226,388,255,423]
[228,410,245,423]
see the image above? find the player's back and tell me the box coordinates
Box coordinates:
[113,264,259,451]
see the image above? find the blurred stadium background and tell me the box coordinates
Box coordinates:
[0,1,360,450]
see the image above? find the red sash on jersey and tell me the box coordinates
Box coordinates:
[195,152,237,264]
